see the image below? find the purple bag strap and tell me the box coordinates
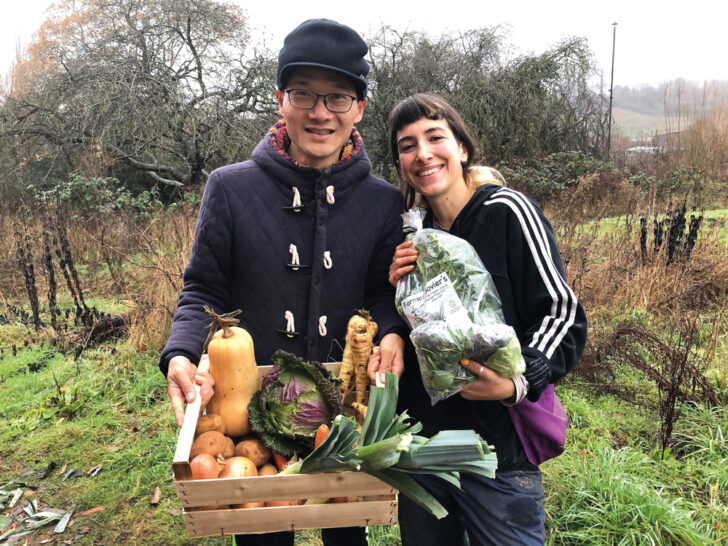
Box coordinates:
[507,384,568,466]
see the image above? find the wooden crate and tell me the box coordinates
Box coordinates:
[172,359,398,538]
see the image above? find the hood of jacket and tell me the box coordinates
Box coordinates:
[251,120,373,202]
[448,183,503,234]
[422,183,504,233]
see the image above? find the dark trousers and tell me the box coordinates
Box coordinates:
[234,526,367,546]
[398,469,545,546]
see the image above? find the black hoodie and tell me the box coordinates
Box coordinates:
[397,184,587,470]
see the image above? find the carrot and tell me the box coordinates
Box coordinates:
[272,452,289,472]
[315,424,330,448]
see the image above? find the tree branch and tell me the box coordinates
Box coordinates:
[110,144,187,181]
[186,15,207,97]
[148,171,184,187]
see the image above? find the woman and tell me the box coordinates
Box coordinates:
[370,94,587,545]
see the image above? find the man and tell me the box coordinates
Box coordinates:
[160,18,407,546]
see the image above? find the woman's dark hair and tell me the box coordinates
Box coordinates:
[389,94,478,208]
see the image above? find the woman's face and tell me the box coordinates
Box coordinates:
[395,117,468,201]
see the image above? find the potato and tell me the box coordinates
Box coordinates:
[190,431,234,460]
[235,501,265,509]
[265,499,299,507]
[234,438,271,467]
[195,413,226,437]
[258,463,278,476]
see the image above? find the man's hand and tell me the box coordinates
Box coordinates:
[459,359,516,401]
[368,333,405,385]
[167,355,216,427]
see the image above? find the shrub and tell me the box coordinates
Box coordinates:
[497,151,615,204]
[34,174,163,220]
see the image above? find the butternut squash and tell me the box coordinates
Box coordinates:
[204,307,260,437]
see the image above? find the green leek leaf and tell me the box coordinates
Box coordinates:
[281,372,498,521]
[370,468,449,520]
[359,373,399,445]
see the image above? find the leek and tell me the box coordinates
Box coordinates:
[281,373,498,519]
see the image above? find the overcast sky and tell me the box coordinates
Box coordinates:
[1,0,724,89]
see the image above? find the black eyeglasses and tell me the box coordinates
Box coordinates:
[285,89,358,113]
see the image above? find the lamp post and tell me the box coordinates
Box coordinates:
[607,22,617,159]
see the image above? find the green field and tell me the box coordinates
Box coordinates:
[612,107,668,140]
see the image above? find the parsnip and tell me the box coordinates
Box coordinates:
[338,310,378,406]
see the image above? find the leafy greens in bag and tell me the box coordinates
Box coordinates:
[395,209,525,404]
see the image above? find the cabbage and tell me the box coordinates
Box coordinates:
[263,367,330,438]
[249,350,342,456]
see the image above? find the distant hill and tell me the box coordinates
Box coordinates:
[611,80,728,140]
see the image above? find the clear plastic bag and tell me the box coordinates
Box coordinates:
[395,209,525,404]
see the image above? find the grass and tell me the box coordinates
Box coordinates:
[703,209,728,245]
[1,198,727,543]
[547,443,713,545]
[0,334,215,545]
[544,389,728,545]
[569,207,728,242]
[612,107,668,140]
[2,327,727,544]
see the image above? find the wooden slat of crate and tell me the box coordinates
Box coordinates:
[172,358,398,536]
[183,499,397,537]
[172,362,341,480]
[175,471,395,508]
[172,361,342,480]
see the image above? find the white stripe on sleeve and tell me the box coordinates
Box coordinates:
[485,189,578,359]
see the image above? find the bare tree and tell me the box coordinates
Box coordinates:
[2,17,609,198]
[361,25,607,177]
[1,0,277,191]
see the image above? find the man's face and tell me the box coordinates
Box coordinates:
[276,67,366,170]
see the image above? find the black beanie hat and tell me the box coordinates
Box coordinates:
[277,19,369,100]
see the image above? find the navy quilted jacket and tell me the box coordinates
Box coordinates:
[160,125,407,375]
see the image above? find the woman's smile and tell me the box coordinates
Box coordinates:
[416,165,444,178]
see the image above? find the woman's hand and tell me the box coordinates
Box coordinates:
[389,241,418,287]
[459,359,516,401]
